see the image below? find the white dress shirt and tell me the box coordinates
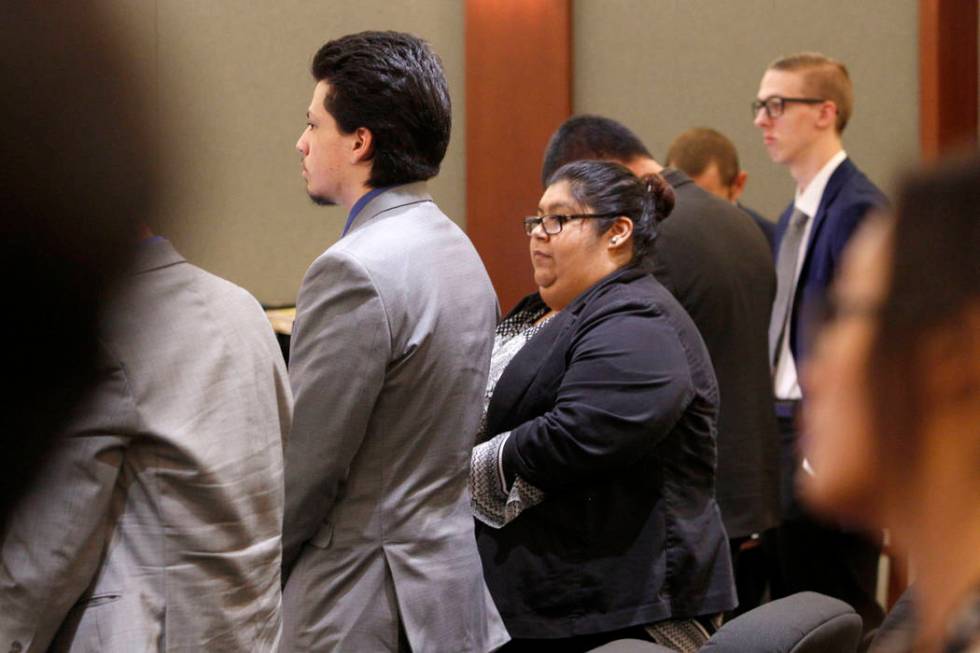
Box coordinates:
[773,149,847,400]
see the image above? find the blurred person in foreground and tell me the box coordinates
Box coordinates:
[802,154,980,653]
[666,126,776,247]
[282,31,506,652]
[1,5,292,649]
[0,227,293,651]
[471,160,735,652]
[0,4,155,524]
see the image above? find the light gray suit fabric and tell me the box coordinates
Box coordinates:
[0,240,292,652]
[281,183,509,652]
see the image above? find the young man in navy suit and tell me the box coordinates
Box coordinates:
[754,52,887,633]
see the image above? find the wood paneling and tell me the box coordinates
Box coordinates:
[465,0,572,310]
[919,0,979,160]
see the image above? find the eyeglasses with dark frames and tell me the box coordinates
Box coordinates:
[800,292,883,353]
[751,96,826,120]
[522,213,620,236]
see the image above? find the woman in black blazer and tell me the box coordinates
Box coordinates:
[471,160,736,652]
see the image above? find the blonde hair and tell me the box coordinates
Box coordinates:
[769,52,853,133]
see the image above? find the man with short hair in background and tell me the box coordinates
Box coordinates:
[542,116,780,617]
[754,51,887,633]
[282,31,507,652]
[667,126,776,247]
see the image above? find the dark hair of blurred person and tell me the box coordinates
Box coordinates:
[540,115,653,187]
[802,153,980,653]
[472,160,736,652]
[309,30,451,191]
[0,4,157,525]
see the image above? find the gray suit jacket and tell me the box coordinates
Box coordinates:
[282,184,508,652]
[0,239,292,652]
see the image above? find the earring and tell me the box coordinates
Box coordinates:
[611,237,620,245]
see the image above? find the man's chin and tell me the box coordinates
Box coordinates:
[308,192,336,207]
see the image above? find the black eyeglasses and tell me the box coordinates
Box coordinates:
[522,213,619,236]
[799,293,882,352]
[751,96,826,119]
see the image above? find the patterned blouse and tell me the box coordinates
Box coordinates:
[469,304,553,528]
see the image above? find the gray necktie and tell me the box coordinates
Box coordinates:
[768,208,810,364]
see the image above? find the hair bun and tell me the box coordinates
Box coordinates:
[640,173,675,222]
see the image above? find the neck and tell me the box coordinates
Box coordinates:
[790,135,843,192]
[339,182,372,212]
[624,156,664,177]
[911,522,980,650]
[893,416,980,649]
[541,260,622,312]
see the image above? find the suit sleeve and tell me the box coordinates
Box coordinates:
[0,346,132,652]
[281,249,390,574]
[501,303,696,492]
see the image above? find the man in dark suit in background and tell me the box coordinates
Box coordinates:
[542,116,781,615]
[754,51,887,632]
[666,127,777,248]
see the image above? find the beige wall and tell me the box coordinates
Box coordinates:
[102,1,921,303]
[573,0,919,220]
[104,1,465,306]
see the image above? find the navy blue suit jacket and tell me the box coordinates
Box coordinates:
[775,158,886,369]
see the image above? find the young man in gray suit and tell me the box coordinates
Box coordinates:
[282,32,508,652]
[0,230,293,652]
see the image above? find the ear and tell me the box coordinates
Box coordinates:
[349,127,375,164]
[816,100,839,130]
[922,303,980,408]
[729,170,748,202]
[606,216,634,249]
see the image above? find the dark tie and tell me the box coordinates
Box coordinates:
[769,208,810,364]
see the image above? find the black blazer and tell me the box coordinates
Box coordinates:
[738,202,777,250]
[652,169,780,539]
[477,266,736,639]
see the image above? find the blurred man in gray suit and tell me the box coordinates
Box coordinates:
[0,232,292,652]
[282,32,507,652]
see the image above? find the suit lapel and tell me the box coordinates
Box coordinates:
[798,158,855,275]
[133,238,185,274]
[485,308,575,435]
[485,266,642,435]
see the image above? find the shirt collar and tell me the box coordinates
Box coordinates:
[795,149,847,217]
[344,186,392,236]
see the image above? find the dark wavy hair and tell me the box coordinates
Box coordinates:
[545,160,674,265]
[541,115,653,188]
[311,31,451,187]
[871,153,980,465]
